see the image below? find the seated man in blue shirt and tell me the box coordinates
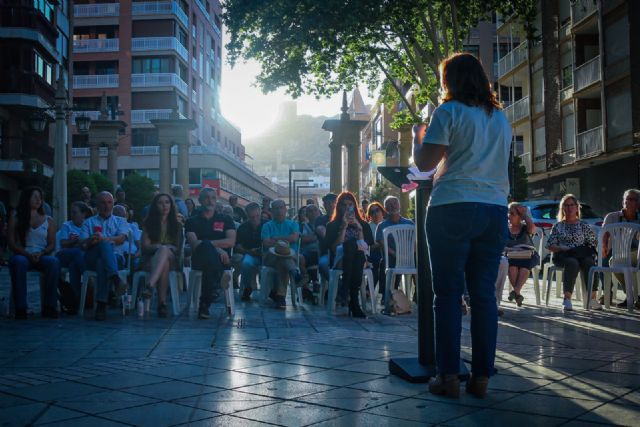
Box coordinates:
[375,196,414,298]
[80,191,130,321]
[261,199,300,308]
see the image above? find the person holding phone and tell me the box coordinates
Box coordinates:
[80,191,130,321]
[324,192,374,318]
[57,201,93,302]
[413,53,511,398]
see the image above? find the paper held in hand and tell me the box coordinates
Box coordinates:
[407,166,436,181]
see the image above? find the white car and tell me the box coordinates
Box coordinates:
[520,200,603,233]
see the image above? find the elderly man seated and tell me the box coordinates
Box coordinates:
[261,199,300,308]
[234,203,264,301]
[80,191,130,321]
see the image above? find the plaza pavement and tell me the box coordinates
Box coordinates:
[0,270,639,426]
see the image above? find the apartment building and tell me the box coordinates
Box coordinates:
[497,0,639,214]
[0,0,72,205]
[69,0,276,204]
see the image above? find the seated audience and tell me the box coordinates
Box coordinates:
[366,201,386,291]
[185,188,236,319]
[80,191,130,321]
[8,187,60,319]
[229,195,247,223]
[140,193,183,318]
[261,199,300,308]
[325,192,374,318]
[171,184,189,218]
[546,194,599,311]
[234,202,264,301]
[57,201,92,304]
[505,202,538,307]
[602,188,640,309]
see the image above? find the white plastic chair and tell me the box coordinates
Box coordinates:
[587,223,640,312]
[529,228,544,305]
[325,266,375,315]
[541,229,585,305]
[382,225,417,312]
[259,240,304,307]
[187,268,235,315]
[79,231,132,315]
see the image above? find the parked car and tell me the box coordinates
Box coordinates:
[520,200,603,234]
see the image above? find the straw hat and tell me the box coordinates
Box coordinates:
[269,240,295,258]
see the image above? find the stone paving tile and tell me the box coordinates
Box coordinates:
[348,376,430,397]
[440,408,568,427]
[9,381,105,401]
[297,386,402,411]
[75,372,171,390]
[495,393,602,418]
[54,389,159,414]
[0,402,85,426]
[175,389,280,414]
[123,380,221,401]
[236,378,334,399]
[235,362,326,379]
[291,369,383,387]
[233,400,347,427]
[364,397,477,424]
[175,414,273,426]
[100,401,216,426]
[182,371,275,389]
[37,415,130,426]
[311,411,430,426]
[576,402,640,426]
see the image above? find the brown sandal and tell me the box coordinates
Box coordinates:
[466,375,489,398]
[428,374,460,398]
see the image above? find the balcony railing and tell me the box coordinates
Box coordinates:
[192,89,197,103]
[519,152,531,174]
[73,74,119,89]
[72,111,102,125]
[73,38,119,53]
[132,37,188,62]
[192,57,198,71]
[504,96,530,123]
[576,125,603,160]
[74,3,119,17]
[130,146,160,155]
[131,109,186,123]
[573,55,601,93]
[194,0,221,36]
[560,85,574,102]
[571,0,598,26]
[132,1,189,28]
[497,40,528,78]
[131,73,188,95]
[71,147,108,157]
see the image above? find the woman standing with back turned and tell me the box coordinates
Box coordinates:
[413,53,511,398]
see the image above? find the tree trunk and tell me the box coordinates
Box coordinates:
[541,1,562,169]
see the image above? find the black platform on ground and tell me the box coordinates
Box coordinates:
[377,166,468,383]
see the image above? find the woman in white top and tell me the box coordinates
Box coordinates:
[8,187,60,319]
[413,53,511,399]
[56,201,92,302]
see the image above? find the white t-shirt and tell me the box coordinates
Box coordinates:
[422,100,512,207]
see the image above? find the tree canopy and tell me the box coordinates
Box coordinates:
[224,0,535,125]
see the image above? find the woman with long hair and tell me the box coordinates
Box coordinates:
[324,192,374,318]
[8,187,60,319]
[413,53,511,398]
[546,194,599,311]
[140,193,183,317]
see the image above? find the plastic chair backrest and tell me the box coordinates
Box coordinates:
[533,228,546,268]
[597,223,640,268]
[383,224,416,270]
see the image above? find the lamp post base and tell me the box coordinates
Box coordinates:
[388,358,469,384]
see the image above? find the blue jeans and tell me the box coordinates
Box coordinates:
[426,202,507,377]
[192,240,226,307]
[56,248,86,295]
[85,242,124,303]
[240,254,261,290]
[9,254,60,310]
[318,254,329,281]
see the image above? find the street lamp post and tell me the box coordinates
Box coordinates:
[288,169,313,216]
[52,78,68,229]
[292,179,313,215]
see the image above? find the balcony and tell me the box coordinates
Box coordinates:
[73,38,119,53]
[192,57,198,71]
[131,109,186,123]
[132,1,188,28]
[504,96,530,123]
[71,147,108,157]
[132,37,188,62]
[191,89,197,104]
[72,111,101,122]
[576,125,603,160]
[519,152,531,174]
[130,146,160,155]
[497,41,528,78]
[131,73,188,95]
[74,3,119,18]
[73,74,119,89]
[572,0,598,27]
[194,0,221,37]
[560,85,574,103]
[573,55,601,93]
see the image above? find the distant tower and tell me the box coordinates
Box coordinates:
[277,101,298,122]
[348,88,370,120]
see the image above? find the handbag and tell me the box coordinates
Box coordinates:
[566,245,596,259]
[391,289,412,314]
[505,244,535,260]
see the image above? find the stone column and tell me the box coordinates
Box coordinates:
[398,125,413,217]
[328,139,343,194]
[346,141,361,198]
[158,139,173,194]
[106,141,118,186]
[88,142,100,173]
[176,139,189,195]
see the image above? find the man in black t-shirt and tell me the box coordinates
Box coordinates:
[185,200,236,319]
[229,195,247,223]
[233,203,264,301]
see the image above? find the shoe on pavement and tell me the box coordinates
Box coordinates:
[113,277,128,297]
[198,305,210,319]
[562,298,573,312]
[274,295,286,309]
[515,294,524,307]
[241,287,252,302]
[508,290,516,302]
[589,299,603,310]
[95,302,107,321]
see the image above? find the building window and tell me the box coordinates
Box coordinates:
[34,0,54,22]
[34,51,53,85]
[132,58,171,74]
[561,65,572,89]
[463,45,480,58]
[131,128,158,147]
